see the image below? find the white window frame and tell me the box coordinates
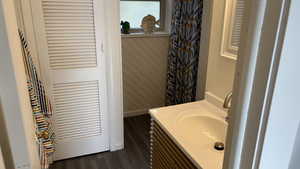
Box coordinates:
[220,0,245,60]
[120,0,165,33]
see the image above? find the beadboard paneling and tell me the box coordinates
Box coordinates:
[122,36,169,116]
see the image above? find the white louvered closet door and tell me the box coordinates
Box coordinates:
[33,0,109,160]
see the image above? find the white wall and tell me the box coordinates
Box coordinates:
[13,0,44,79]
[196,0,210,100]
[164,0,173,33]
[0,148,5,169]
[282,3,300,169]
[0,147,5,169]
[204,0,236,108]
[289,125,300,169]
[258,1,300,168]
[0,102,14,169]
[122,35,169,116]
[0,0,40,168]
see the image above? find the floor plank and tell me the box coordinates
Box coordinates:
[50,115,150,169]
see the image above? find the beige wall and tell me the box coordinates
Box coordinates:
[122,35,169,116]
[204,0,236,108]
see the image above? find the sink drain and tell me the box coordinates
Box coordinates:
[214,142,225,151]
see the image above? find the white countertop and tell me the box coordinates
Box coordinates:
[149,100,227,169]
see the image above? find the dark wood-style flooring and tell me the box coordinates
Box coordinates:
[50,115,151,169]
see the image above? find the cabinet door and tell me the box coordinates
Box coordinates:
[31,0,109,160]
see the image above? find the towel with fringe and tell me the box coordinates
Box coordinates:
[19,30,55,169]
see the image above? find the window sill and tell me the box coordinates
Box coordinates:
[121,32,170,38]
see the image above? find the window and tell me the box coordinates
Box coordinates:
[221,0,245,60]
[120,0,164,31]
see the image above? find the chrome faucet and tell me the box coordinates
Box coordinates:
[223,92,233,109]
[223,91,233,122]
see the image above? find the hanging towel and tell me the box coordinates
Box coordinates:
[19,30,55,169]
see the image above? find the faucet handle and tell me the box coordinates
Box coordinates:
[223,92,233,109]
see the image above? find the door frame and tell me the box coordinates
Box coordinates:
[21,0,124,152]
[223,0,291,168]
[102,0,124,151]
[2,0,295,167]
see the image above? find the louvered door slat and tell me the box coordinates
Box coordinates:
[48,49,96,54]
[48,43,96,48]
[55,104,99,111]
[56,112,100,121]
[46,33,95,37]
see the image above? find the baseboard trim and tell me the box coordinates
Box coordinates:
[205,92,225,110]
[110,143,124,152]
[124,109,149,117]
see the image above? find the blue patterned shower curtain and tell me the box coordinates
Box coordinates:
[166,0,203,105]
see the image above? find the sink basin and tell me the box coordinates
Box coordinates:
[150,101,228,169]
[175,110,228,151]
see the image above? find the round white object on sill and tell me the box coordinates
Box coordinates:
[141,15,160,34]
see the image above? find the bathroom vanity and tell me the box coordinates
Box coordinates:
[149,101,228,169]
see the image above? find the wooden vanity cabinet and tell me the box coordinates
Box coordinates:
[150,119,198,169]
